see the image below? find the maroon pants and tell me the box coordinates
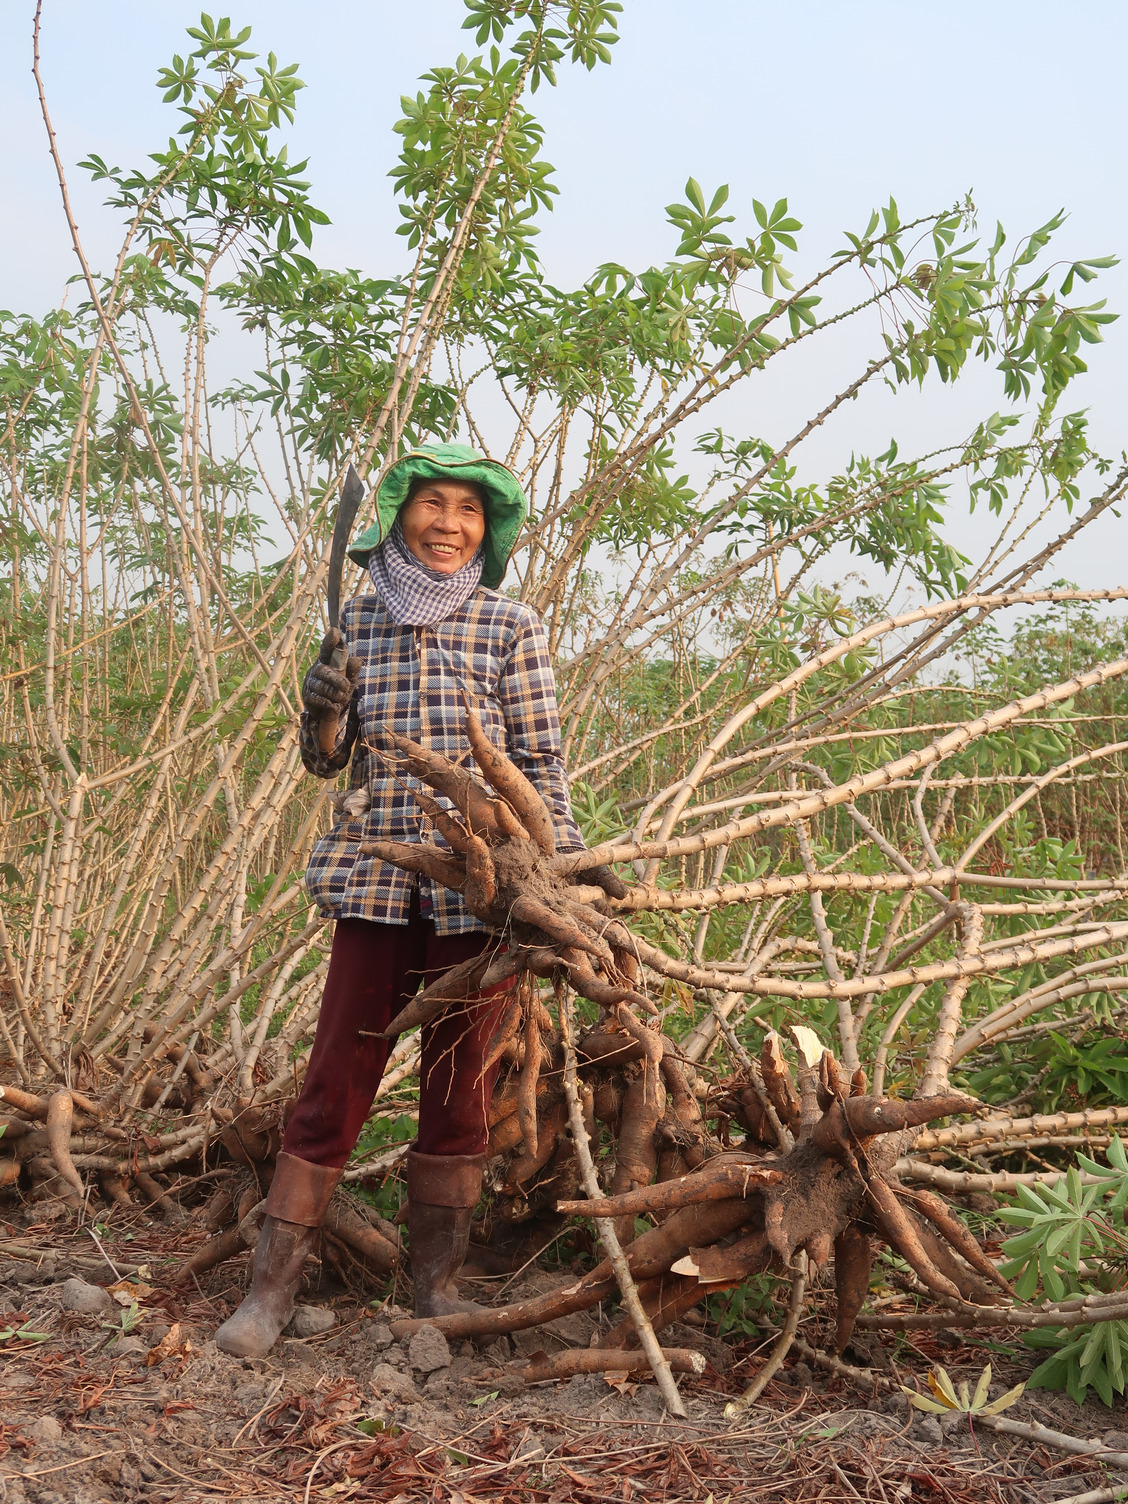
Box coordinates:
[281,910,512,1168]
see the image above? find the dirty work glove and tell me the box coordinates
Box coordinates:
[302,629,361,722]
[580,863,629,900]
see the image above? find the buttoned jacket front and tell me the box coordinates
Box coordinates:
[300,587,584,933]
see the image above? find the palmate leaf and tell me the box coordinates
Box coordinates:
[903,1365,1025,1416]
[1075,1135,1128,1213]
[999,1147,1128,1304]
[1027,1319,1128,1407]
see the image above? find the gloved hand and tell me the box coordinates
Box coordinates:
[302,629,361,722]
[580,863,629,900]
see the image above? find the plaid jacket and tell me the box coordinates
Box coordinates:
[300,587,585,933]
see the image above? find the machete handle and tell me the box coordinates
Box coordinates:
[316,643,350,755]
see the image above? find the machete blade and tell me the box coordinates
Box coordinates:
[327,462,367,628]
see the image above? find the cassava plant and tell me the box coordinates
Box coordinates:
[999,1138,1128,1406]
[5,0,1128,1405]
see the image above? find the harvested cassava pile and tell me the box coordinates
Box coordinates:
[10,608,1128,1422]
[1,704,1120,1399]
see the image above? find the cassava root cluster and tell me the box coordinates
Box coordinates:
[362,697,651,1041]
[365,715,1011,1359]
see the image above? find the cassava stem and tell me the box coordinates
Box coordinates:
[558,985,687,1418]
[511,1347,706,1384]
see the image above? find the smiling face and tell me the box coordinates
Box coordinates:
[399,478,487,574]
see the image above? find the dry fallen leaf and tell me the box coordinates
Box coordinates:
[902,1363,1025,1416]
[146,1322,184,1366]
[107,1279,153,1306]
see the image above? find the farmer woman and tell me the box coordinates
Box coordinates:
[216,443,620,1358]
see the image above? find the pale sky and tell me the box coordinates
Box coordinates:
[4,1,1127,592]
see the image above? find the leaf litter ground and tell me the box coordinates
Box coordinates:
[0,1214,1124,1504]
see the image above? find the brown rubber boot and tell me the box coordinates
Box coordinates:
[215,1154,342,1358]
[405,1149,485,1318]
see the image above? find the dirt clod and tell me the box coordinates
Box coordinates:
[371,1360,420,1401]
[284,1302,336,1337]
[24,1415,63,1445]
[369,1320,394,1349]
[59,1276,112,1314]
[913,1413,944,1444]
[408,1322,451,1373]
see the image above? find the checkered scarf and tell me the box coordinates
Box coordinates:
[366,517,485,626]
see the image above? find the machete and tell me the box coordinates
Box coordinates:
[318,462,367,755]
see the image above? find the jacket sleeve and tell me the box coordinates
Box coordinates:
[298,606,363,779]
[496,613,586,853]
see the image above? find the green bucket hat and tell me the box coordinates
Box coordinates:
[346,442,528,590]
